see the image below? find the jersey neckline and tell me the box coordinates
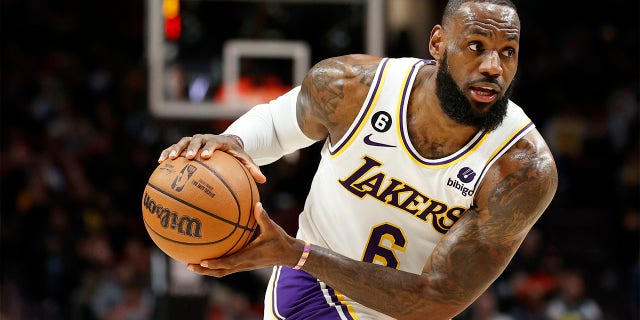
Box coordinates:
[397,60,489,168]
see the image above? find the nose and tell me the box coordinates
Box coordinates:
[479,50,502,77]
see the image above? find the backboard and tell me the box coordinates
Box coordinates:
[146,0,385,120]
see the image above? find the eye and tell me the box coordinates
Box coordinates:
[469,42,483,52]
[502,47,516,58]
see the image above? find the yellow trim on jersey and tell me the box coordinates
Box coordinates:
[469,120,534,204]
[485,120,533,165]
[330,61,390,158]
[392,61,493,169]
[334,290,361,320]
[267,266,285,320]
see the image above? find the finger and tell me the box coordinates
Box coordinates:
[187,263,236,278]
[236,202,272,245]
[163,136,194,161]
[196,205,270,269]
[199,136,224,159]
[200,134,241,158]
[185,134,205,159]
[254,202,271,227]
[245,202,277,241]
[234,155,267,184]
[175,136,195,157]
[158,148,171,163]
[198,254,261,272]
[213,137,267,184]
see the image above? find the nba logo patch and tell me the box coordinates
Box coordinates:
[171,164,197,192]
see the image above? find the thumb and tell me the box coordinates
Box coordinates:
[248,166,267,184]
[248,202,273,243]
[254,202,271,227]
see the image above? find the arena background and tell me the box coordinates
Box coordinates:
[1,0,638,319]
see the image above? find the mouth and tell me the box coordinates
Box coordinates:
[469,85,499,103]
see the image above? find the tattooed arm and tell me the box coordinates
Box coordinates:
[288,55,559,318]
[301,129,558,319]
[296,54,380,142]
[188,55,557,319]
[191,128,557,319]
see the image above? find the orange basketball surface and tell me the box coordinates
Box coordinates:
[142,151,259,264]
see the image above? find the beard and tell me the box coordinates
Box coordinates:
[435,53,513,131]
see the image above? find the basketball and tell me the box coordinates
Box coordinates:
[141,150,259,264]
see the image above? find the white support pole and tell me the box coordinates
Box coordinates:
[366,0,385,57]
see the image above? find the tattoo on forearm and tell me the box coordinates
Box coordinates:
[307,247,429,318]
[419,139,557,312]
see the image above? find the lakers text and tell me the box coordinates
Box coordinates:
[339,156,466,234]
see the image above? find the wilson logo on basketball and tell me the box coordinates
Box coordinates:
[143,192,203,238]
[171,164,197,192]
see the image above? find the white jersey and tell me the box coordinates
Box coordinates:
[264,57,534,320]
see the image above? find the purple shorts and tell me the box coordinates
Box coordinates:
[265,266,357,320]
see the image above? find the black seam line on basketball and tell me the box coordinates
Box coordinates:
[171,154,256,255]
[142,217,234,245]
[146,182,252,231]
[179,155,243,227]
[219,155,257,257]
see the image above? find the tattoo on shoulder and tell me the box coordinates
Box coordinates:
[351,63,377,86]
[305,56,378,127]
[332,55,377,86]
[488,139,557,228]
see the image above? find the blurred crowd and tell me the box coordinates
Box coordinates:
[1,1,638,320]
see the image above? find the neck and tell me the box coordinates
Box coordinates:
[406,67,479,159]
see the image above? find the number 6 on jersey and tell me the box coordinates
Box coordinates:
[361,223,407,269]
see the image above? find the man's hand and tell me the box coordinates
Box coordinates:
[158,133,266,184]
[187,202,304,277]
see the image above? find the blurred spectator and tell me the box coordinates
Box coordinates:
[545,270,603,320]
[497,229,563,320]
[507,271,554,320]
[467,289,514,320]
[543,103,589,163]
[0,0,637,319]
[506,228,546,274]
[605,85,638,153]
[629,259,640,320]
[205,284,262,320]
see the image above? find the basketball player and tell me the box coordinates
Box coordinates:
[158,0,558,318]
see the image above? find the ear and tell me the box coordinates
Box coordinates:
[429,25,444,60]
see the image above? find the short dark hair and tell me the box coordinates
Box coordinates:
[443,0,518,22]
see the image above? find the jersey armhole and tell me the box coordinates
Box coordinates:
[470,121,535,206]
[328,58,390,156]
